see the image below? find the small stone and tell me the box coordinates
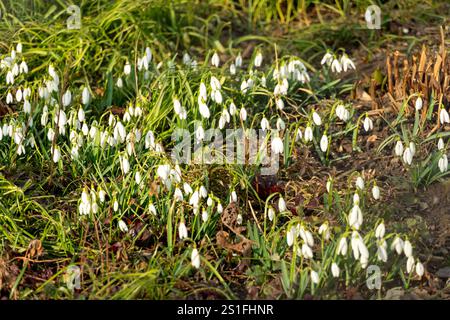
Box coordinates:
[436,267,450,279]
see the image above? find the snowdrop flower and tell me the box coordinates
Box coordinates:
[229,63,236,75]
[340,54,356,72]
[275,98,284,111]
[157,164,171,181]
[254,52,263,67]
[119,155,130,174]
[415,261,425,277]
[304,126,313,142]
[98,189,106,203]
[406,256,415,273]
[52,146,61,163]
[235,53,242,68]
[271,136,284,155]
[356,176,364,190]
[439,108,449,124]
[217,202,223,214]
[267,207,275,221]
[276,118,285,131]
[201,210,209,222]
[391,236,404,255]
[183,183,193,195]
[191,248,200,269]
[62,89,72,107]
[403,147,413,165]
[189,190,200,209]
[331,263,340,278]
[331,58,342,73]
[118,220,128,233]
[199,185,207,198]
[278,196,287,212]
[312,111,322,126]
[321,52,333,66]
[6,92,13,104]
[173,98,182,115]
[409,142,416,157]
[375,222,385,239]
[438,138,445,150]
[16,42,23,53]
[195,125,205,143]
[19,60,28,74]
[261,117,270,131]
[229,102,237,116]
[363,116,373,132]
[310,270,320,284]
[149,203,157,216]
[348,203,363,230]
[230,190,237,203]
[301,243,313,259]
[206,197,213,207]
[320,134,328,152]
[286,227,296,247]
[377,243,388,262]
[199,102,210,119]
[240,79,248,93]
[6,71,14,84]
[47,128,55,142]
[394,140,404,156]
[16,89,23,102]
[124,62,131,75]
[335,104,350,121]
[295,128,302,141]
[403,240,413,258]
[318,223,330,240]
[240,108,247,121]
[438,154,448,173]
[179,221,188,240]
[415,96,423,111]
[23,100,31,114]
[145,47,152,63]
[211,52,220,67]
[116,77,123,88]
[372,185,380,200]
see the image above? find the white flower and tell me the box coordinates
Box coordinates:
[409,142,416,157]
[16,42,23,53]
[331,59,342,73]
[6,71,14,84]
[286,227,296,247]
[16,89,23,102]
[229,63,236,75]
[62,89,72,107]
[321,52,333,66]
[348,204,363,230]
[229,102,237,116]
[157,164,171,181]
[372,185,380,200]
[149,203,157,216]
[312,112,322,126]
[438,154,448,173]
[438,138,444,150]
[191,248,200,269]
[124,62,131,75]
[118,220,128,233]
[275,98,284,110]
[403,147,413,165]
[19,60,28,74]
[406,256,415,273]
[261,117,270,131]
[301,244,313,259]
[278,197,287,212]
[391,236,404,255]
[6,92,13,104]
[119,155,130,174]
[415,96,423,111]
[230,190,237,203]
[23,100,31,114]
[52,146,61,163]
[340,54,356,72]
[267,207,275,221]
[356,176,364,190]
[439,108,450,124]
[363,116,373,132]
[199,186,207,198]
[320,134,328,152]
[183,183,193,195]
[304,126,313,142]
[195,125,205,143]
[217,202,223,214]
[211,52,220,67]
[377,244,388,262]
[375,222,385,239]
[202,210,209,222]
[415,261,425,277]
[82,87,90,105]
[296,128,302,141]
[254,52,263,67]
[310,270,320,284]
[240,108,247,121]
[189,190,200,208]
[179,222,188,240]
[336,104,350,121]
[331,263,340,278]
[271,136,284,155]
[235,53,242,68]
[403,240,413,258]
[199,102,210,119]
[116,77,123,88]
[394,140,404,156]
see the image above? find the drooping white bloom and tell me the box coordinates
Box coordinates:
[438,154,448,173]
[377,243,388,262]
[191,248,200,269]
[240,108,247,121]
[16,88,23,102]
[275,98,284,111]
[372,185,380,200]
[149,203,157,216]
[409,142,416,157]
[415,261,424,277]
[310,270,320,284]
[62,89,72,107]
[235,53,242,68]
[211,52,220,67]
[321,52,333,66]
[348,204,363,230]
[415,96,423,111]
[201,209,209,222]
[229,102,237,116]
[261,117,270,131]
[229,63,236,75]
[439,108,450,124]
[312,112,322,126]
[318,223,330,240]
[124,62,131,75]
[356,176,364,190]
[157,164,171,181]
[278,197,287,212]
[254,52,263,67]
[199,102,210,119]
[331,262,340,278]
[406,256,415,273]
[19,60,28,74]
[119,155,130,174]
[331,58,342,73]
[23,100,31,114]
[52,146,61,163]
[363,116,373,132]
[82,87,90,105]
[391,236,404,255]
[118,220,128,233]
[6,92,13,104]
[340,54,356,72]
[320,134,328,152]
[304,126,313,142]
[189,190,200,208]
[403,240,413,258]
[301,243,313,259]
[271,136,284,155]
[179,221,188,240]
[438,138,445,150]
[195,125,205,143]
[394,140,404,156]
[375,222,385,239]
[267,207,275,221]
[335,104,350,122]
[286,227,296,247]
[116,77,123,88]
[403,147,413,165]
